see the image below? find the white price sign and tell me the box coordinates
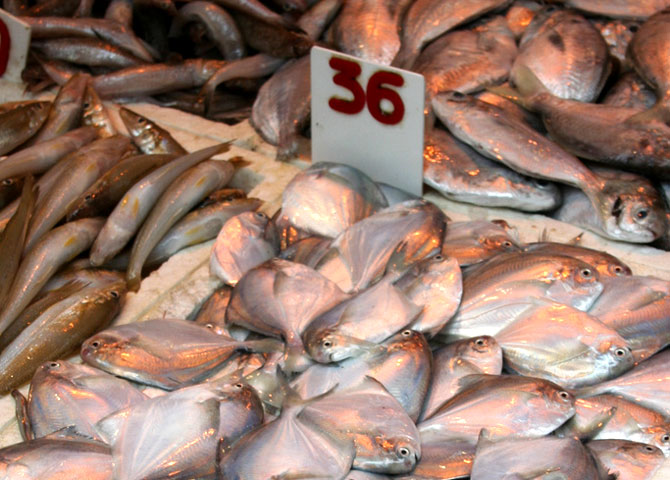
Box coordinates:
[0,9,30,84]
[311,46,425,196]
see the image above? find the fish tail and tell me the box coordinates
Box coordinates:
[489,65,549,111]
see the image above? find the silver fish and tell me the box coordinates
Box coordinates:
[423,128,561,212]
[315,200,447,293]
[97,381,263,480]
[280,162,388,239]
[440,219,522,266]
[395,439,475,480]
[226,258,349,373]
[301,378,421,474]
[119,107,187,155]
[394,0,512,69]
[524,241,632,278]
[587,440,665,478]
[31,38,146,69]
[126,159,235,290]
[512,8,610,101]
[81,318,281,389]
[20,360,146,441]
[250,55,310,161]
[421,336,503,421]
[210,211,278,287]
[0,102,51,156]
[470,434,609,480]
[495,301,634,388]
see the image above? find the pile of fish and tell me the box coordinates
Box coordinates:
[1,160,669,479]
[0,83,267,395]
[7,0,670,245]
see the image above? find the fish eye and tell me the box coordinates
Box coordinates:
[110,291,119,298]
[614,348,627,357]
[234,383,244,389]
[448,91,466,100]
[205,323,214,329]
[580,268,592,278]
[433,254,443,261]
[137,117,145,124]
[558,391,570,401]
[90,341,100,348]
[83,102,90,109]
[662,434,670,443]
[502,240,513,248]
[646,445,657,452]
[255,212,266,219]
[84,194,93,201]
[475,338,486,347]
[612,265,624,275]
[401,330,412,337]
[628,24,639,33]
[397,447,411,457]
[636,209,649,220]
[49,362,59,368]
[2,179,14,186]
[322,339,332,348]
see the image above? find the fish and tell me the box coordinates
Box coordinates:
[0,217,105,338]
[229,11,312,59]
[315,200,447,293]
[0,102,51,155]
[0,176,36,308]
[419,374,575,445]
[22,16,154,62]
[97,381,264,480]
[440,252,604,341]
[494,301,634,388]
[194,286,233,332]
[591,18,641,66]
[524,241,632,278]
[218,387,355,479]
[423,128,561,212]
[210,211,278,286]
[588,275,670,362]
[587,440,665,478]
[227,258,349,373]
[250,55,310,161]
[302,277,421,363]
[432,91,667,243]
[81,84,115,138]
[421,336,503,421]
[333,0,403,66]
[148,197,262,267]
[280,162,388,239]
[440,219,522,266]
[0,127,97,183]
[81,318,281,389]
[31,38,146,69]
[89,142,230,267]
[91,59,227,99]
[170,1,246,60]
[292,329,432,422]
[118,107,187,155]
[24,135,133,252]
[511,8,611,102]
[469,434,610,480]
[0,279,125,394]
[558,395,670,456]
[602,72,657,110]
[27,74,88,146]
[0,438,113,480]
[627,8,670,113]
[210,0,299,30]
[394,0,513,69]
[557,0,670,20]
[579,349,670,417]
[17,360,146,441]
[504,0,542,39]
[66,153,177,221]
[393,254,463,337]
[126,159,235,290]
[300,378,421,474]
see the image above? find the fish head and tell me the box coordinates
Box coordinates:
[599,180,667,243]
[304,329,378,364]
[546,259,603,310]
[33,359,99,386]
[80,331,133,372]
[354,435,421,474]
[459,336,503,375]
[385,329,429,353]
[530,381,575,419]
[594,342,635,380]
[119,107,159,151]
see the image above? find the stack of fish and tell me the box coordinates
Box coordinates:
[7,0,670,247]
[0,82,265,395]
[1,161,669,479]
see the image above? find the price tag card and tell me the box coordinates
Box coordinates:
[311,46,425,196]
[0,9,30,84]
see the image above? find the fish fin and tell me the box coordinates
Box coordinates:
[95,408,129,445]
[243,338,285,354]
[43,425,97,442]
[623,103,670,127]
[227,156,252,170]
[11,390,32,441]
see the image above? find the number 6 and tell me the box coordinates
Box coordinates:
[367,71,404,125]
[0,18,10,77]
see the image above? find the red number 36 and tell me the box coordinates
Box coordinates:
[327,57,405,126]
[0,18,10,78]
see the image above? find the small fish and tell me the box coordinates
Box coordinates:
[210,211,278,286]
[119,107,187,155]
[126,159,235,290]
[31,38,146,69]
[524,241,632,278]
[440,219,522,266]
[81,84,115,138]
[587,440,665,479]
[0,102,51,155]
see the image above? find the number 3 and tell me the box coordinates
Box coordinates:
[0,18,10,77]
[328,57,405,126]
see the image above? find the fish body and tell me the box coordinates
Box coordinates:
[0,102,51,156]
[587,439,665,479]
[440,219,521,266]
[524,242,632,278]
[31,38,146,69]
[602,72,657,110]
[119,107,187,155]
[82,84,115,138]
